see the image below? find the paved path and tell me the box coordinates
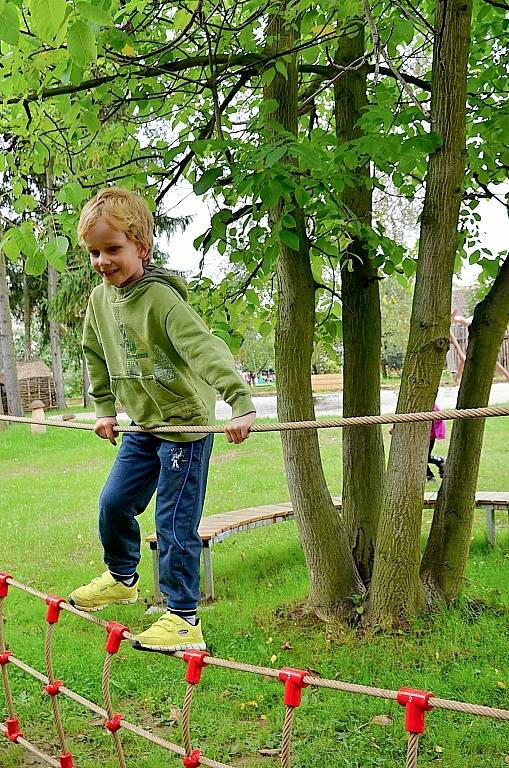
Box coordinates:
[69,381,509,422]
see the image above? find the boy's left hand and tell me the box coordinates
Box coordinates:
[224,412,256,444]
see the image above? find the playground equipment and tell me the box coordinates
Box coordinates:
[1,574,508,768]
[2,406,509,766]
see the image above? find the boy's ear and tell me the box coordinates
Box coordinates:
[137,243,149,260]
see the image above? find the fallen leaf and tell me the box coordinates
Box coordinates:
[371,714,393,726]
[281,640,293,650]
[270,654,278,664]
[258,748,280,757]
[503,755,509,764]
[497,681,507,689]
[240,700,258,710]
[434,745,444,753]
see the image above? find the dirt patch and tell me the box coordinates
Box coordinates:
[210,450,257,464]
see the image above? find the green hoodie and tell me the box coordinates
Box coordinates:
[82,267,255,441]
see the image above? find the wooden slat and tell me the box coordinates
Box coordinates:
[145,491,509,546]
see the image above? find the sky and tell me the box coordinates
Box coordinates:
[160,182,509,284]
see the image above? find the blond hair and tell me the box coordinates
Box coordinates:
[77,187,154,262]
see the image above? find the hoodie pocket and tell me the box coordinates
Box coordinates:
[111,377,208,425]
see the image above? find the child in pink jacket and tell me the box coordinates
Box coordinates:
[427,404,446,481]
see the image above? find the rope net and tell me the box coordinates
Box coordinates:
[1,575,508,768]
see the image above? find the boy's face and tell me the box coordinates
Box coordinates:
[84,217,148,287]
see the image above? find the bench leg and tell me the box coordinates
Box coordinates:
[202,542,214,600]
[150,541,165,605]
[484,505,496,548]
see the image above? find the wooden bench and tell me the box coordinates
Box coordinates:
[145,492,509,606]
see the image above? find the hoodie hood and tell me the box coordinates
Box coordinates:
[107,265,188,302]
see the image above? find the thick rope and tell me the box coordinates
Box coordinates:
[102,651,127,768]
[182,682,195,755]
[0,597,16,719]
[280,706,295,768]
[0,724,60,767]
[7,655,231,768]
[2,404,509,434]
[406,732,420,768]
[44,623,69,754]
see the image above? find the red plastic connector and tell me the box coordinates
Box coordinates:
[397,688,434,734]
[0,651,12,666]
[278,668,309,707]
[59,752,74,768]
[44,680,63,697]
[0,573,11,598]
[105,622,129,654]
[5,716,23,742]
[45,596,65,624]
[182,748,202,767]
[105,713,123,733]
[182,650,209,684]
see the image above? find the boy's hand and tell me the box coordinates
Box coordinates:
[224,412,256,444]
[94,417,118,445]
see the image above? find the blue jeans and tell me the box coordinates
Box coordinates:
[98,431,213,612]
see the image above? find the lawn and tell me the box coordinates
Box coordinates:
[0,413,508,767]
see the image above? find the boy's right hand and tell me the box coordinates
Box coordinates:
[94,417,118,445]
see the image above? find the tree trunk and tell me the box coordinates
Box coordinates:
[0,247,23,416]
[368,0,473,627]
[46,167,66,408]
[334,28,385,583]
[267,10,362,619]
[23,273,32,361]
[420,251,509,600]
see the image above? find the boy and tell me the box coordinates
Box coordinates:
[69,187,256,652]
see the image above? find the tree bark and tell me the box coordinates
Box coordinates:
[23,272,32,361]
[0,247,23,416]
[46,167,66,408]
[267,10,363,619]
[368,0,473,627]
[334,28,385,583]
[421,251,509,600]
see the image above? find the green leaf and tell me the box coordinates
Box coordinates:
[275,59,288,80]
[392,18,414,46]
[82,109,101,133]
[261,67,276,86]
[43,237,68,270]
[265,146,287,166]
[0,228,20,261]
[0,2,19,44]
[76,2,114,26]
[280,229,299,251]
[25,250,47,276]
[29,0,67,43]
[174,8,191,29]
[68,20,97,67]
[258,99,279,116]
[281,213,296,228]
[193,167,222,195]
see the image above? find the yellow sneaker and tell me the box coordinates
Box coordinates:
[68,571,138,612]
[132,613,206,652]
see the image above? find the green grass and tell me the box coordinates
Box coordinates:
[0,414,508,767]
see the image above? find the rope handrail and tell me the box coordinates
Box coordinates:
[1,404,509,433]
